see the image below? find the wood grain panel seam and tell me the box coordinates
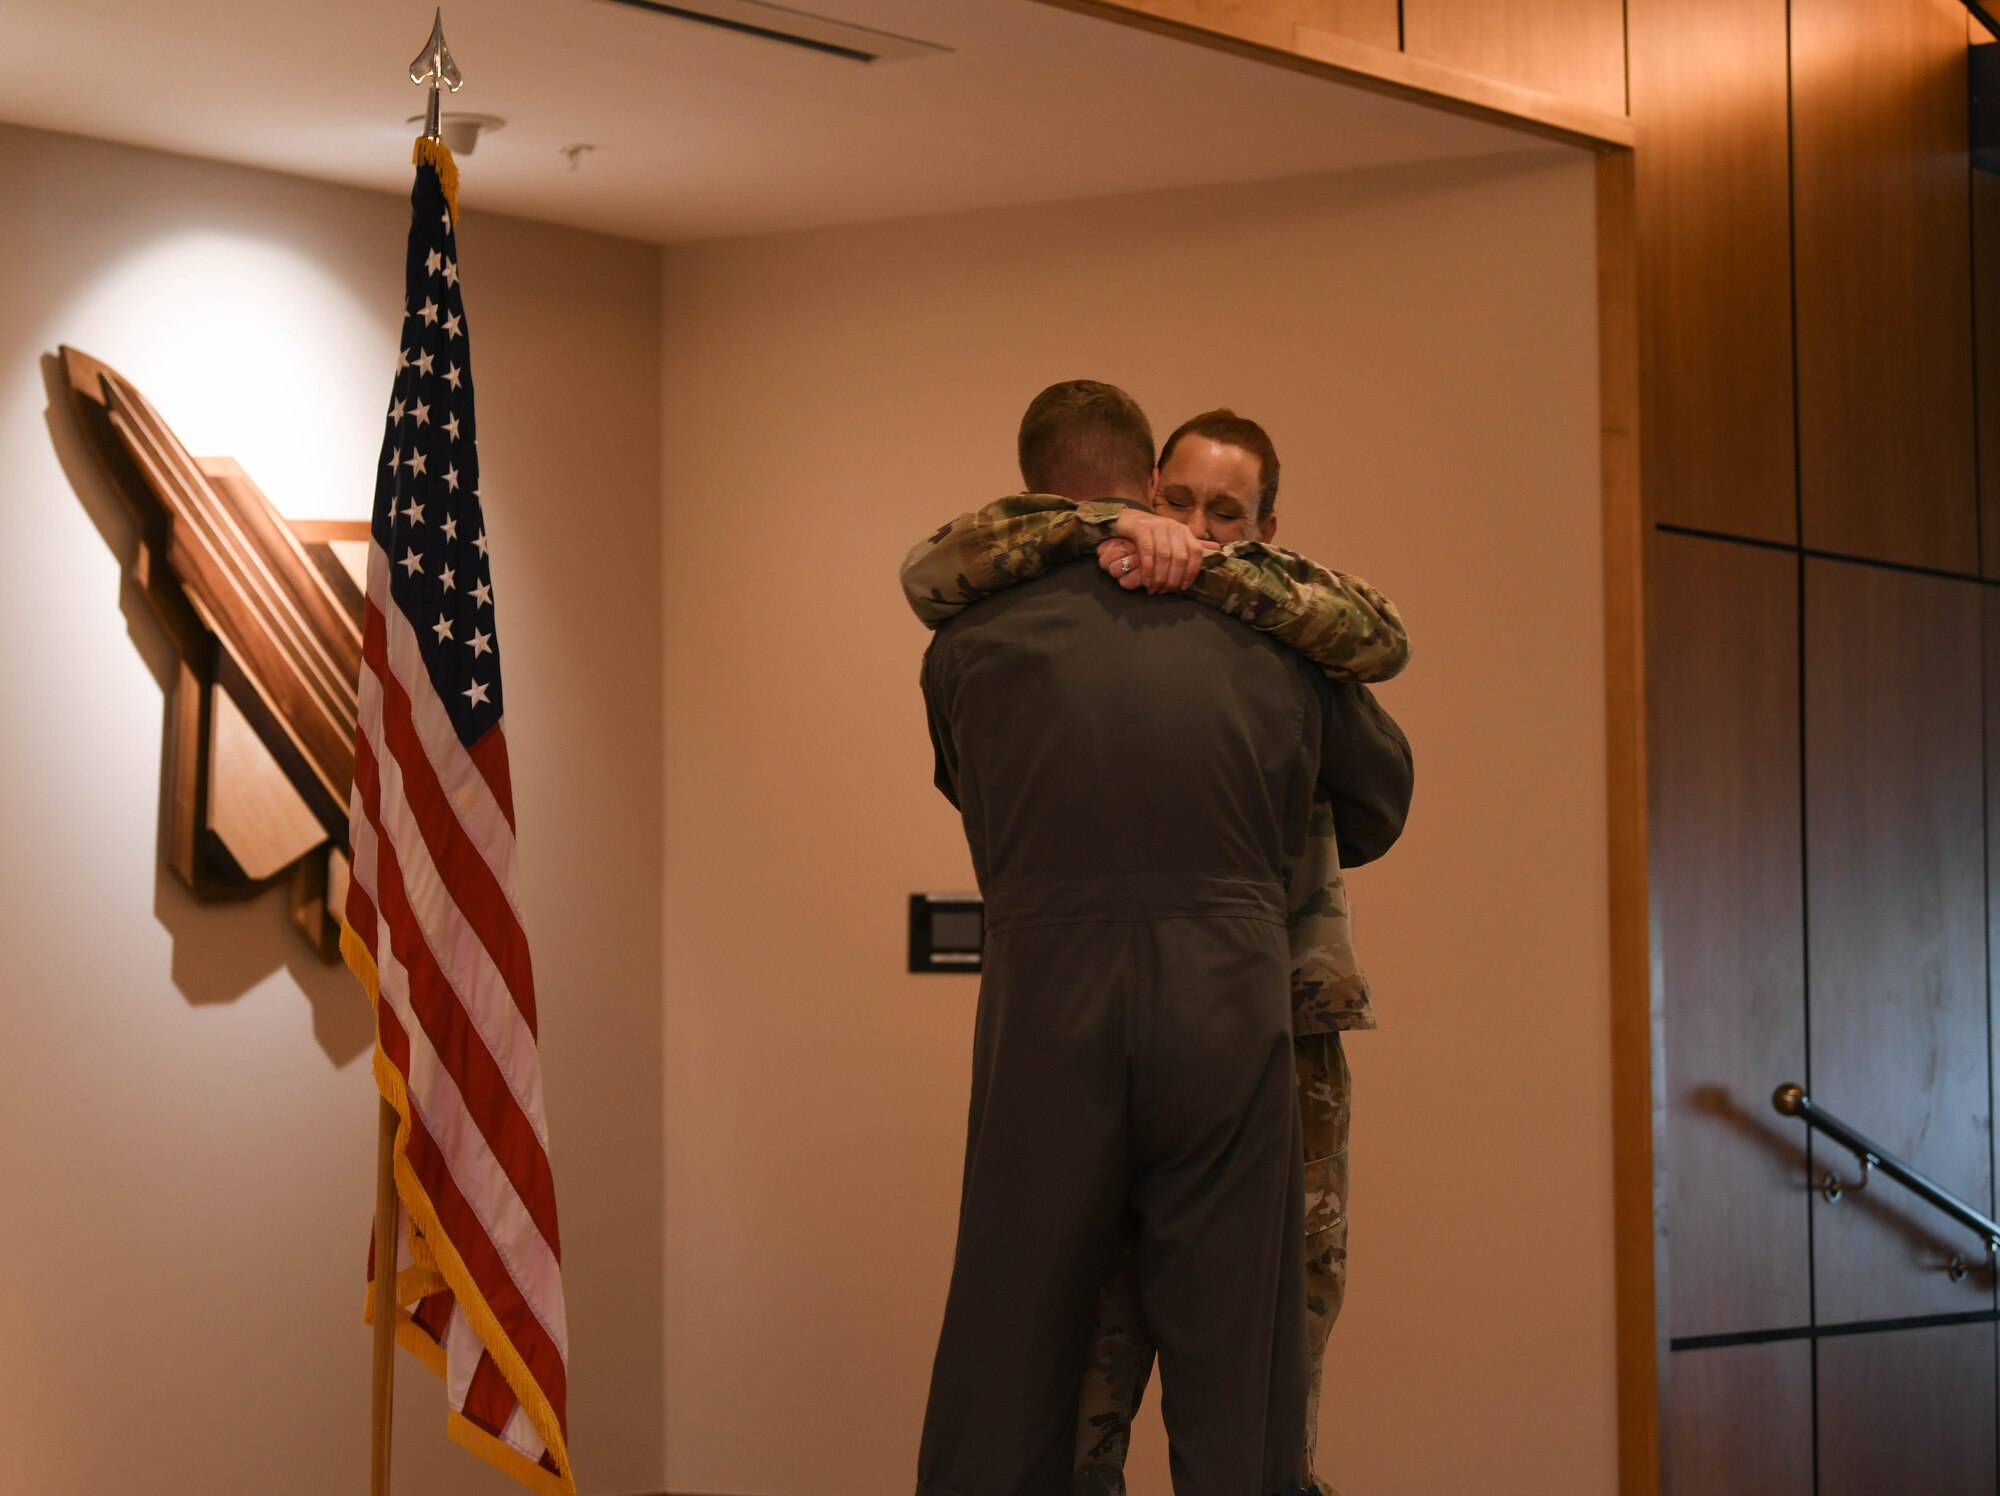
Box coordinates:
[1655,522,1998,586]
[1673,1304,2000,1351]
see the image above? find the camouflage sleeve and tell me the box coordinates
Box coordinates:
[899,493,1131,627]
[1188,541,1411,683]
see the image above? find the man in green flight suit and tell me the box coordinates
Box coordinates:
[903,398,1409,1496]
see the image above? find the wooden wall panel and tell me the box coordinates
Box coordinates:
[1402,0,1626,118]
[1792,0,1978,573]
[1653,534,1808,1339]
[1292,0,1397,50]
[1976,166,2000,579]
[1628,0,1796,542]
[1819,1324,1998,1496]
[1664,1342,1812,1496]
[1065,0,1398,52]
[1039,0,1636,146]
[1805,559,1991,1323]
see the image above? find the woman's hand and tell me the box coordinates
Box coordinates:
[1106,511,1217,593]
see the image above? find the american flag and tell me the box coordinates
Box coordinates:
[341,140,574,1496]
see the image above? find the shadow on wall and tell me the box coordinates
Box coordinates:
[40,351,372,1068]
[151,870,372,1064]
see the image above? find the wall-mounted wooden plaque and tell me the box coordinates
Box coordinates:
[59,345,367,960]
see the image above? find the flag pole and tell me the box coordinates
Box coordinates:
[369,1098,399,1496]
[371,17,462,1495]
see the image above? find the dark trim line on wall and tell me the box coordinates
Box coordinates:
[1653,522,1994,585]
[1621,0,1631,117]
[1788,126,1821,1484]
[1672,1307,2000,1353]
[1785,1,1824,1449]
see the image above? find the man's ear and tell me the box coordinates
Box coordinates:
[1258,510,1278,544]
[1148,468,1162,507]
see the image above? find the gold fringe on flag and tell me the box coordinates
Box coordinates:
[344,922,576,1496]
[412,136,461,223]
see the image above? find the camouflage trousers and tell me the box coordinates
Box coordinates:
[1073,1030,1351,1496]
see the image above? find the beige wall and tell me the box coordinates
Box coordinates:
[0,125,665,1495]
[660,149,1616,1495]
[0,113,1617,1496]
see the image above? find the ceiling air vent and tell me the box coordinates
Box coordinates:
[597,0,952,63]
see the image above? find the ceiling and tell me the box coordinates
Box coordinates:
[1,0,1558,244]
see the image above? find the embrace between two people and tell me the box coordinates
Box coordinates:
[902,379,1414,1496]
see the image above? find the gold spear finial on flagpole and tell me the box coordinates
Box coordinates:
[409,9,463,144]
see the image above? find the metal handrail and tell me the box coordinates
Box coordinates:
[1771,1084,2000,1282]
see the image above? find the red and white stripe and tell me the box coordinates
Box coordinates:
[346,538,570,1483]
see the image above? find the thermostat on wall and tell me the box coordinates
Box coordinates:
[910,893,984,973]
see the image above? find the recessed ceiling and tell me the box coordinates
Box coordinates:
[0,0,1560,243]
